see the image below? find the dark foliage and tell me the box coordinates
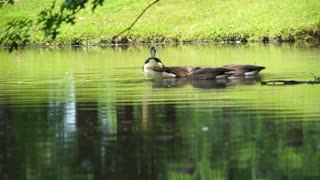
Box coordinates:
[0,0,160,52]
[0,0,104,52]
[0,18,33,52]
[0,0,14,7]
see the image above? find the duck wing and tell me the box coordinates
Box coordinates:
[154,66,193,78]
[223,64,265,75]
[190,67,231,80]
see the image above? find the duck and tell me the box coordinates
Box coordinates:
[143,47,193,79]
[143,47,231,80]
[222,64,265,76]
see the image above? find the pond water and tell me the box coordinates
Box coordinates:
[0,44,320,180]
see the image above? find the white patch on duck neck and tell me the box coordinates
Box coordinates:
[143,58,169,79]
[143,59,163,71]
[143,58,176,79]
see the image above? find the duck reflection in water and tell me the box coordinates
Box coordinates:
[150,76,263,89]
[143,47,265,89]
[150,78,227,89]
[150,78,188,88]
[226,75,263,86]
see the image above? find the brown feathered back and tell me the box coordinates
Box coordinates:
[190,67,231,80]
[154,66,193,78]
[222,64,265,75]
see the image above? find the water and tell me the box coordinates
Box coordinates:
[0,44,320,180]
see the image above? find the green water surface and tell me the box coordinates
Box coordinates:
[0,44,320,180]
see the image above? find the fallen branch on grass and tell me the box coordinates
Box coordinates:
[112,0,160,42]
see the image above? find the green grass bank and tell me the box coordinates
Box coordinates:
[1,0,320,46]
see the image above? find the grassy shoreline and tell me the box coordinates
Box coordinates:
[0,0,320,47]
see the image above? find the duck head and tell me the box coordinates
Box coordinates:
[143,47,165,71]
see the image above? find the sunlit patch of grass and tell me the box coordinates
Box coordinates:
[0,0,319,46]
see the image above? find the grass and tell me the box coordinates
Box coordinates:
[0,0,320,46]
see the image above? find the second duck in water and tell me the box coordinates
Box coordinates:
[143,47,232,80]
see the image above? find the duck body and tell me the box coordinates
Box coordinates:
[222,64,265,76]
[144,60,230,80]
[143,57,171,79]
[143,58,193,78]
[143,47,169,79]
[143,47,194,79]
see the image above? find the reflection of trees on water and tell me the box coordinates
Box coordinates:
[1,97,320,179]
[76,102,101,175]
[109,102,183,180]
[0,101,18,180]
